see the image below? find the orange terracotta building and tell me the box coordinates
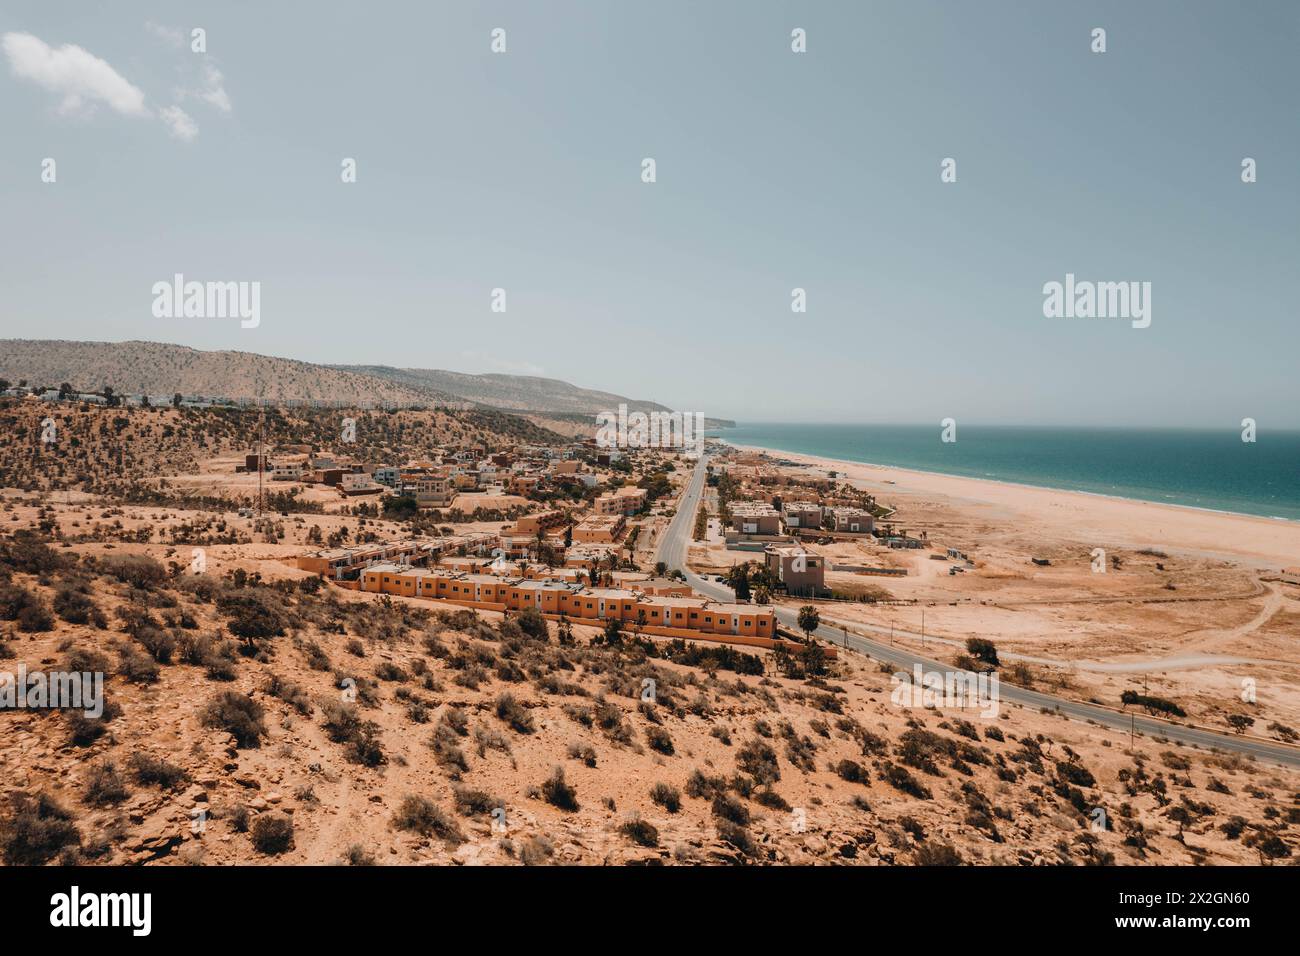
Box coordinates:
[359,563,778,641]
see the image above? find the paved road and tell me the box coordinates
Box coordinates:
[657,455,1300,770]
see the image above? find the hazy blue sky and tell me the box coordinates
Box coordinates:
[1,1,1296,427]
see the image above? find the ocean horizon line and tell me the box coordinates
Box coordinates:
[710,421,1300,435]
[720,438,1300,527]
[708,422,1300,524]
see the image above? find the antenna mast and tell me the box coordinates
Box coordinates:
[257,400,266,518]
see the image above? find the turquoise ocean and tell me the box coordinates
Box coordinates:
[715,424,1300,523]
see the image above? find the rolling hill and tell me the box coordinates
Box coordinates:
[0,340,451,408]
[332,364,674,417]
[0,341,732,423]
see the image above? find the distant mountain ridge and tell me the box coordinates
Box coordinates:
[332,364,674,417]
[0,340,732,424]
[0,340,452,407]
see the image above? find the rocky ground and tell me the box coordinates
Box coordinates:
[3,529,1298,867]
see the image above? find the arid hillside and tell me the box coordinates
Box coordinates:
[0,340,454,407]
[335,365,675,417]
[0,401,564,502]
[0,341,717,425]
[2,528,1296,867]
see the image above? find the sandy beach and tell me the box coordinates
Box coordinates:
[703,440,1300,736]
[726,442,1300,570]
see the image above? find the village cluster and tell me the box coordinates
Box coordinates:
[275,435,809,651]
[269,435,959,658]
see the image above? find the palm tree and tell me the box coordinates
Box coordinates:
[797,605,820,642]
[726,563,751,601]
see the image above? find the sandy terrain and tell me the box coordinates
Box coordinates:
[709,443,1300,740]
[2,407,1295,867]
[4,534,1297,866]
[735,444,1300,569]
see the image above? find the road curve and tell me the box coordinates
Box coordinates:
[656,454,1300,770]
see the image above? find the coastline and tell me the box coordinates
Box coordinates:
[719,439,1300,569]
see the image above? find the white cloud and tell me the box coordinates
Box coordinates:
[192,62,231,113]
[2,31,147,117]
[144,21,185,49]
[159,105,198,142]
[6,28,232,142]
[148,22,232,115]
[5,29,226,142]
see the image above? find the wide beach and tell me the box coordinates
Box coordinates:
[725,441,1300,570]
[707,440,1300,735]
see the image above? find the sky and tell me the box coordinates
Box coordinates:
[1,1,1297,428]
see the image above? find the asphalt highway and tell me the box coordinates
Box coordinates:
[655,454,1300,769]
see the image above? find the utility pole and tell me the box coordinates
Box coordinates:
[921,607,925,647]
[257,400,266,519]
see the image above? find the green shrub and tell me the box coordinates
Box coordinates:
[914,842,964,865]
[128,753,190,790]
[250,814,295,855]
[495,693,536,734]
[650,782,681,813]
[541,767,578,811]
[53,587,98,625]
[101,554,167,589]
[716,819,754,855]
[1,792,80,865]
[345,843,377,865]
[836,759,869,784]
[736,738,780,785]
[645,725,674,756]
[201,691,267,748]
[66,699,121,747]
[515,606,549,641]
[117,645,160,684]
[711,793,750,825]
[620,815,659,847]
[392,795,464,844]
[882,762,932,799]
[83,762,129,807]
[452,786,500,817]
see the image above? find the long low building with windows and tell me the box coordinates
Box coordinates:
[296,532,498,579]
[358,563,778,640]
